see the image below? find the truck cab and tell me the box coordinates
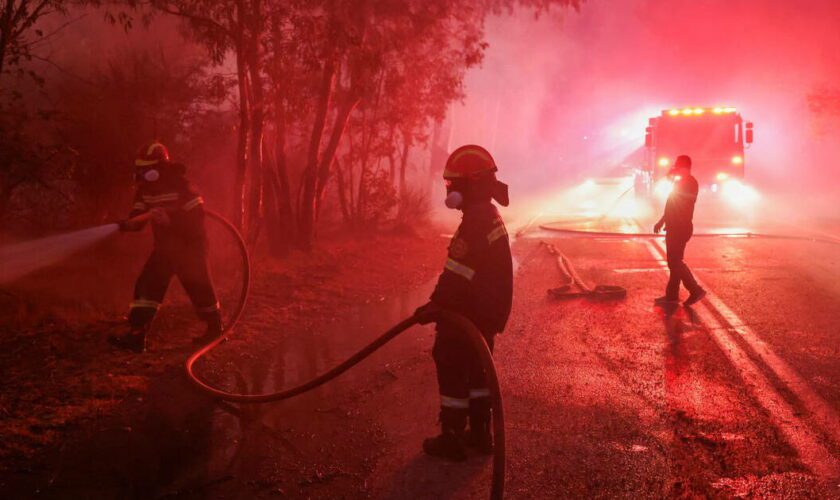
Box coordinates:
[636,107,754,199]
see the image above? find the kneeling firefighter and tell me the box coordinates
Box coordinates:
[415,145,513,461]
[108,142,222,353]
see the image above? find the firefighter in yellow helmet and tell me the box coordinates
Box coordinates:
[415,145,513,461]
[108,142,222,353]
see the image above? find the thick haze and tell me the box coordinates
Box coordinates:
[452,0,840,206]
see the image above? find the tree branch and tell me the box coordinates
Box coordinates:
[151,3,233,39]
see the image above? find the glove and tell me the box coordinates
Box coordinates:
[150,208,171,226]
[119,219,143,232]
[653,220,664,234]
[413,302,441,325]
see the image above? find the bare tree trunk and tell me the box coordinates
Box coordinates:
[313,95,359,220]
[245,4,265,246]
[386,124,396,184]
[334,159,352,225]
[346,135,356,226]
[429,119,446,195]
[355,109,373,224]
[353,73,384,226]
[234,36,250,231]
[264,159,285,256]
[398,132,411,200]
[273,105,294,236]
[298,53,336,249]
[0,2,10,80]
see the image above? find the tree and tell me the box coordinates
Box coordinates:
[93,0,583,250]
[264,0,488,247]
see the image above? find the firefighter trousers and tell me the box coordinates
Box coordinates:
[432,320,496,427]
[128,248,219,329]
[665,231,701,299]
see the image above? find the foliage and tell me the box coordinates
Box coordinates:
[56,47,228,220]
[1,0,585,242]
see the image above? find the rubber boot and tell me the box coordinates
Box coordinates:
[193,310,223,345]
[466,397,493,455]
[654,295,679,306]
[108,324,148,353]
[683,288,707,307]
[423,407,467,462]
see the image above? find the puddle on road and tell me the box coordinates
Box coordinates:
[198,280,439,492]
[36,282,441,497]
[259,281,436,394]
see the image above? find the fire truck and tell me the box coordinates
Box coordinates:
[636,107,754,200]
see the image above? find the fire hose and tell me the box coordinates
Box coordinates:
[534,217,839,299]
[538,222,840,246]
[133,210,507,500]
[541,241,627,301]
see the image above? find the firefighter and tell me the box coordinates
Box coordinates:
[653,154,707,307]
[414,145,513,461]
[108,141,222,353]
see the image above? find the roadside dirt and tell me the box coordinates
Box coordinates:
[0,226,446,498]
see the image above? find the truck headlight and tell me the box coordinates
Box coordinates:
[654,178,673,200]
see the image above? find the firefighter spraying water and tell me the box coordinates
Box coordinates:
[108,142,222,353]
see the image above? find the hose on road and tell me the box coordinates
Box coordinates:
[183,211,506,500]
[538,222,840,246]
[532,215,839,300]
[541,241,627,301]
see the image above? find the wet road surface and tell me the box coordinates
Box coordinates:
[363,200,839,497]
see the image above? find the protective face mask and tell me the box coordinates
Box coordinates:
[143,169,160,182]
[444,191,463,209]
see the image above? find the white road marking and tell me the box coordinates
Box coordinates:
[613,267,718,274]
[642,238,840,478]
[703,292,840,447]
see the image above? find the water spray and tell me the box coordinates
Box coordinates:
[0,224,120,286]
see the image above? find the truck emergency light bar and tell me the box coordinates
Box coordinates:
[664,107,737,116]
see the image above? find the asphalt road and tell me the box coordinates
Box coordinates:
[496,217,839,498]
[365,188,840,498]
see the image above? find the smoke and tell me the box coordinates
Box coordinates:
[0,224,119,285]
[450,0,840,217]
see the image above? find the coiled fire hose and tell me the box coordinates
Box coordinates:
[166,210,506,500]
[541,241,627,301]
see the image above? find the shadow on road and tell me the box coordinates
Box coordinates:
[377,452,488,500]
[30,365,220,499]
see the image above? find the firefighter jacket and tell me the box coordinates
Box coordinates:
[128,166,208,254]
[664,174,698,235]
[430,201,513,334]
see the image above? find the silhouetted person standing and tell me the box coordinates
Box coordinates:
[653,154,706,307]
[414,144,512,461]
